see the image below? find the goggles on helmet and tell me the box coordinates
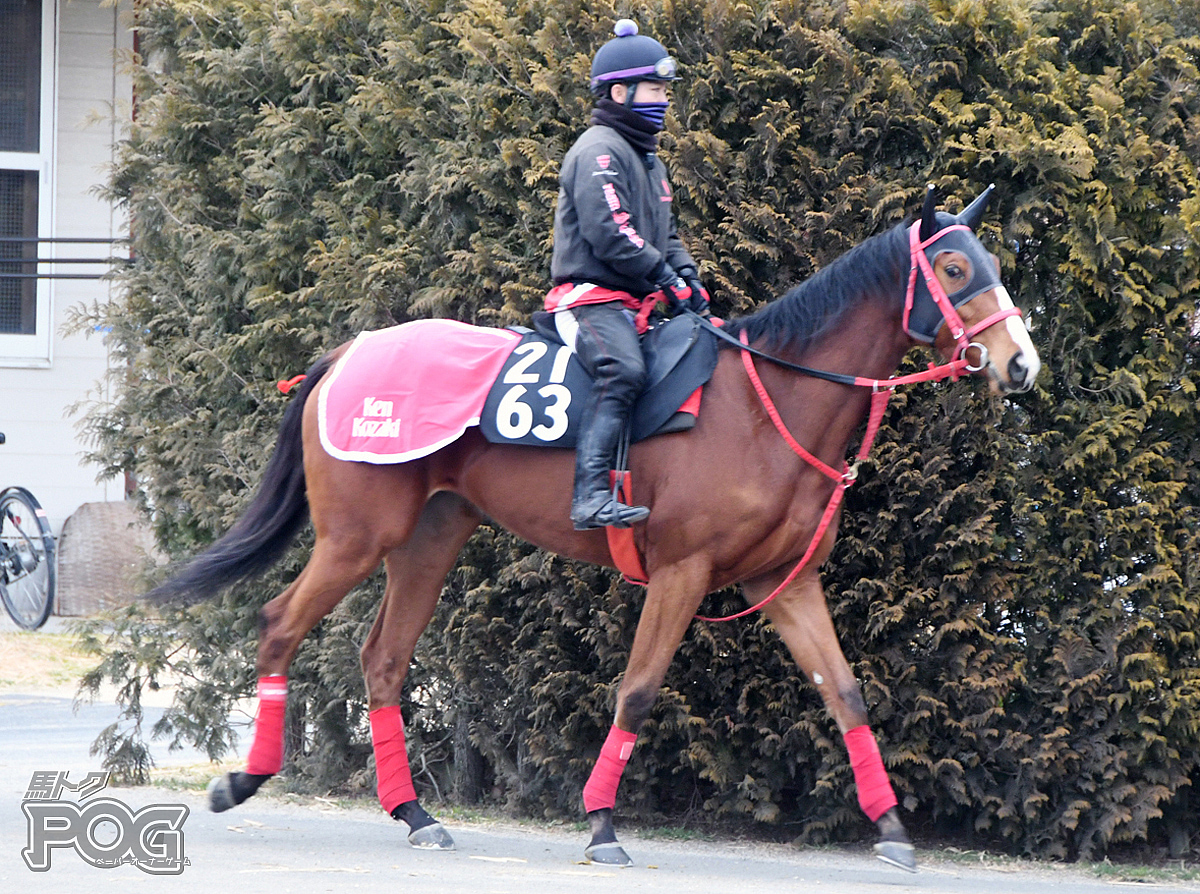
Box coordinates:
[592,55,678,88]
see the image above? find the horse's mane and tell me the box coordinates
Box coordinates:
[722,222,911,355]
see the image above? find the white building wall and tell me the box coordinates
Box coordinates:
[0,0,132,533]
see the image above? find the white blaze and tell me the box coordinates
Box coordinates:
[994,286,1041,385]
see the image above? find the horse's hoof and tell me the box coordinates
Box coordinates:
[207,774,237,813]
[408,822,455,850]
[584,841,633,866]
[873,840,917,872]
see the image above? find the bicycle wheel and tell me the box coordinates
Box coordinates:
[0,487,55,629]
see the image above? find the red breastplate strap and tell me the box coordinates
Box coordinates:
[694,225,1025,622]
[695,337,892,623]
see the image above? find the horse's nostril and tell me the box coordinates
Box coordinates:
[1008,352,1032,390]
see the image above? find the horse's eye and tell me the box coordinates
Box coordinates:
[944,263,965,280]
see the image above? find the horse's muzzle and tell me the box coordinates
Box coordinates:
[1001,349,1040,393]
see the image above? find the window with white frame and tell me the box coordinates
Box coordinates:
[0,0,54,362]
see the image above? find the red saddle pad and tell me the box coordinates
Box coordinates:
[317,319,521,463]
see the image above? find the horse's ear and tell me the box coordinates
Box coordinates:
[957,183,995,230]
[919,184,939,241]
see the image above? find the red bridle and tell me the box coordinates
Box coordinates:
[904,222,1025,365]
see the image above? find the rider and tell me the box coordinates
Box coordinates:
[547,19,710,531]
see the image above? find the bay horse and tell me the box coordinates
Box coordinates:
[147,186,1040,872]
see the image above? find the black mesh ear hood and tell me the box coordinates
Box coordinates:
[905,213,1004,344]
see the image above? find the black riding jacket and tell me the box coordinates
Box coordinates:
[551,123,696,300]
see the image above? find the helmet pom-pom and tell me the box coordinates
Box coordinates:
[614,19,638,37]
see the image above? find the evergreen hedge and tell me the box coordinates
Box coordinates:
[76,0,1200,860]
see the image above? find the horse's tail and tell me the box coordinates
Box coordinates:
[144,352,336,606]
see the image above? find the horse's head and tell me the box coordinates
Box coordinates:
[905,185,1040,394]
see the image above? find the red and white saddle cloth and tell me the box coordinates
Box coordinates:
[317,319,521,463]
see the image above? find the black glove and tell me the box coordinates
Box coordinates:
[654,265,693,313]
[678,268,711,315]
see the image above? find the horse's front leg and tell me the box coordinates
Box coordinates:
[758,571,917,872]
[582,557,710,866]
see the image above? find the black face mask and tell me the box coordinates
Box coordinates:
[905,218,1005,343]
[591,99,658,154]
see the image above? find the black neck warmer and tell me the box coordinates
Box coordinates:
[591,98,659,155]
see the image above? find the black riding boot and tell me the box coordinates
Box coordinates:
[563,301,650,530]
[570,396,649,530]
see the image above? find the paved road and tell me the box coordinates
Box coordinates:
[2,689,1198,893]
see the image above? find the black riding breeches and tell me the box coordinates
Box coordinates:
[556,301,647,410]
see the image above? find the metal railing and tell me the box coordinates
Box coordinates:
[0,236,128,280]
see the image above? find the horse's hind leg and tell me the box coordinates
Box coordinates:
[360,492,482,850]
[759,572,916,872]
[207,533,389,812]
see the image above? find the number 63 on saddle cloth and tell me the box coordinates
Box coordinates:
[316,316,717,464]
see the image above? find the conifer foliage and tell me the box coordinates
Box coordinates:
[79,0,1200,859]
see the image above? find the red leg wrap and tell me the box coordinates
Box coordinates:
[245,675,288,776]
[844,724,899,822]
[582,725,638,813]
[370,705,417,813]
